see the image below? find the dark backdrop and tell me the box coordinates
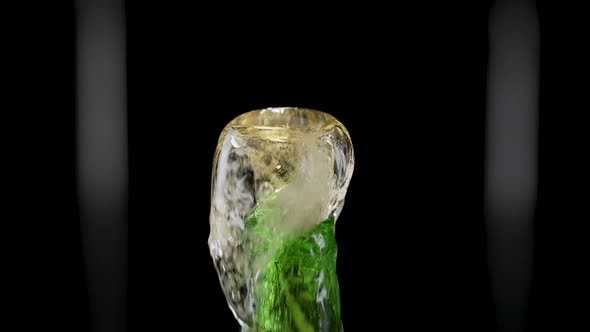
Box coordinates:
[1,1,589,331]
[128,79,490,332]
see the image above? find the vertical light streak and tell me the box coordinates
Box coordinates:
[76,0,127,331]
[486,1,539,331]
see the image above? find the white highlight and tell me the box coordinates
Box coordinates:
[270,134,333,234]
[486,1,539,331]
[76,0,127,332]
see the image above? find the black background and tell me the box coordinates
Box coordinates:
[2,0,589,331]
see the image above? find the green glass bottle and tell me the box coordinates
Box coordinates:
[209,108,354,331]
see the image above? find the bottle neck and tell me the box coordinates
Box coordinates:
[247,217,343,331]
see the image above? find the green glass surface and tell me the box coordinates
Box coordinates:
[244,206,342,332]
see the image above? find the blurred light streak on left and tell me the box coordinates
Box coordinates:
[76,0,127,331]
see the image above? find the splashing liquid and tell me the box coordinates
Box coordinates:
[209,108,353,332]
[243,206,342,332]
